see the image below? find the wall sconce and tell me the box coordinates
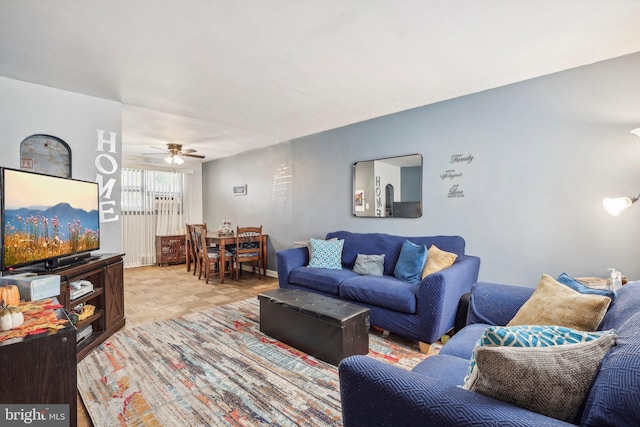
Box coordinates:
[603,194,639,216]
[602,128,640,215]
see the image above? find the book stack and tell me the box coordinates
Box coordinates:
[576,277,610,290]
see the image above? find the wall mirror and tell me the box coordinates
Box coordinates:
[353,154,422,217]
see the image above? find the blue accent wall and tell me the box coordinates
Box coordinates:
[203,52,640,285]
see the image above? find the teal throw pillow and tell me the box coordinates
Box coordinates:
[353,254,385,276]
[557,272,616,301]
[463,325,616,386]
[393,240,427,284]
[307,238,344,269]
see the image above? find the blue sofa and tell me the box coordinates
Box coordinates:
[339,280,640,426]
[276,231,481,344]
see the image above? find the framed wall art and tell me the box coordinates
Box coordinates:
[20,134,71,177]
[233,185,247,196]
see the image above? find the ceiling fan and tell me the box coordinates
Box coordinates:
[146,143,205,165]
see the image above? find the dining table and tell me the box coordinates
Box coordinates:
[206,232,268,283]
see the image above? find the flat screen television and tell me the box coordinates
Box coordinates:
[1,168,100,272]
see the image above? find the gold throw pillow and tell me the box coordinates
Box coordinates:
[507,274,611,331]
[421,245,458,279]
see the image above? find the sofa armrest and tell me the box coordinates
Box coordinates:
[416,254,481,343]
[276,247,309,287]
[339,355,573,427]
[466,281,535,326]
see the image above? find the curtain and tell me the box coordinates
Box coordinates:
[121,168,187,268]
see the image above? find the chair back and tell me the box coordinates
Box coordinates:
[235,226,262,259]
[185,223,197,261]
[191,224,207,256]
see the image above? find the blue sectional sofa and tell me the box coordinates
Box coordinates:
[276,231,481,344]
[339,279,640,426]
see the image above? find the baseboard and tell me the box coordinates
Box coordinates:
[238,264,278,278]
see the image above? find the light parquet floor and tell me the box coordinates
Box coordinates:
[77,263,279,427]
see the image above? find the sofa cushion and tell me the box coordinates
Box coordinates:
[411,354,470,387]
[507,274,611,331]
[467,282,535,326]
[352,254,385,276]
[288,267,357,296]
[339,276,418,314]
[439,323,492,359]
[325,231,466,275]
[421,245,457,279]
[326,231,405,275]
[307,237,344,269]
[393,240,427,284]
[598,282,640,331]
[581,310,640,426]
[464,332,617,423]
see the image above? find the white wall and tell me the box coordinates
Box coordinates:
[203,52,640,286]
[0,77,123,254]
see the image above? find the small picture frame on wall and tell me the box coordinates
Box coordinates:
[233,185,247,196]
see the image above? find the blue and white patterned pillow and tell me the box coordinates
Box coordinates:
[463,325,616,386]
[307,238,344,269]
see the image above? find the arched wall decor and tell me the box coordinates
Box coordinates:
[20,134,72,177]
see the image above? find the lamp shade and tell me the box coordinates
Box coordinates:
[603,196,638,216]
[631,128,640,138]
[173,156,184,165]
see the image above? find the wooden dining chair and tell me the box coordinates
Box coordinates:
[234,226,263,280]
[185,223,194,273]
[192,224,221,284]
[186,223,206,276]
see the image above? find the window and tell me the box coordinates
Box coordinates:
[121,168,188,267]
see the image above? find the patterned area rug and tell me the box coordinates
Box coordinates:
[77,298,427,426]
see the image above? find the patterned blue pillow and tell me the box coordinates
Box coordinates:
[307,238,344,269]
[393,240,427,284]
[557,272,616,301]
[463,325,616,386]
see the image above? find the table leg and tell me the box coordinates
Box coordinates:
[220,244,226,284]
[262,236,267,276]
[186,241,191,272]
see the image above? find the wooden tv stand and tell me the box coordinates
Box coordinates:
[42,253,125,361]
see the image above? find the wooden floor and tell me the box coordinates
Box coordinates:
[77,263,279,426]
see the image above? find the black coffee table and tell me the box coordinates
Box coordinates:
[258,288,370,365]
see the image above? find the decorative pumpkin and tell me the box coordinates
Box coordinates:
[0,285,20,306]
[0,303,23,331]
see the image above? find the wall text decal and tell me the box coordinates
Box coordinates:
[440,169,462,180]
[450,154,474,164]
[443,153,473,198]
[95,130,120,223]
[448,184,464,198]
[375,176,382,217]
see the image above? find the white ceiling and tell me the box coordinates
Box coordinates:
[2,1,640,164]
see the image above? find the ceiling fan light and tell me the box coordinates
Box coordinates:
[173,156,184,165]
[631,128,640,138]
[164,156,173,164]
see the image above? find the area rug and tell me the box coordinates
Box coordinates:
[77,298,428,426]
